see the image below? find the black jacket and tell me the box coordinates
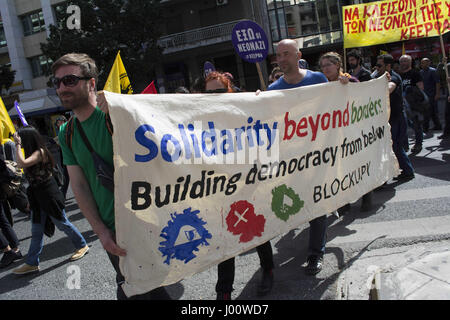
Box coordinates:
[27,177,65,237]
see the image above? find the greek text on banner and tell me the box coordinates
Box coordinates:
[343,0,450,48]
[104,75,399,297]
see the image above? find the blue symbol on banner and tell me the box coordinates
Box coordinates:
[159,207,212,265]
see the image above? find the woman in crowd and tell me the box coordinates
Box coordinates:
[319,51,357,83]
[0,159,23,268]
[11,126,89,275]
[204,71,274,300]
[319,52,373,213]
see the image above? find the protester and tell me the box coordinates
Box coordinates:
[0,142,31,215]
[269,67,283,85]
[399,54,427,154]
[203,71,275,300]
[53,53,170,299]
[347,49,372,82]
[11,126,88,275]
[319,52,373,212]
[319,51,357,83]
[420,58,442,132]
[223,72,241,92]
[376,54,415,181]
[268,39,328,276]
[0,159,23,268]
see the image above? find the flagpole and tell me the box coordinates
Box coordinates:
[432,0,449,89]
[343,47,347,73]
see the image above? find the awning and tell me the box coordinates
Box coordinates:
[8,95,64,118]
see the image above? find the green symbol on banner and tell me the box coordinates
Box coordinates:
[271,184,304,221]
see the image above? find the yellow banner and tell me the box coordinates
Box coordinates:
[103,51,133,94]
[343,0,450,48]
[0,97,16,144]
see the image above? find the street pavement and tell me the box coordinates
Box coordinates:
[0,128,449,301]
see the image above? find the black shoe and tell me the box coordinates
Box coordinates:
[305,255,323,276]
[393,172,415,182]
[438,134,450,139]
[337,204,350,215]
[0,250,23,268]
[257,269,273,296]
[411,144,422,154]
[216,292,232,300]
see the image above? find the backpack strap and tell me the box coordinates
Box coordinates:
[65,112,113,152]
[65,116,75,151]
[105,112,114,135]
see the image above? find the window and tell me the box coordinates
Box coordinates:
[29,56,52,78]
[268,0,343,40]
[21,11,46,36]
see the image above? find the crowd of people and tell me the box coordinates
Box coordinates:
[0,38,449,300]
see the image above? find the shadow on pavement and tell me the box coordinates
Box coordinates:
[235,185,396,300]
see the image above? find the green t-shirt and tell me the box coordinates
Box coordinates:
[58,107,115,230]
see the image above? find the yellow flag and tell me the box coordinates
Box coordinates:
[0,96,16,144]
[103,51,133,94]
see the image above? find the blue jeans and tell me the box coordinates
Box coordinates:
[26,209,87,266]
[308,215,327,257]
[391,118,414,176]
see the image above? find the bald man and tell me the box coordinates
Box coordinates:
[269,39,327,90]
[267,39,329,277]
[400,54,425,154]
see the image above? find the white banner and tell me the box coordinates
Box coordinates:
[105,74,399,297]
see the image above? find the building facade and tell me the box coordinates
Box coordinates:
[157,0,271,93]
[0,0,65,130]
[1,0,448,120]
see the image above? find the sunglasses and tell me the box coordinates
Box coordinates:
[205,88,228,93]
[52,74,91,89]
[376,64,384,68]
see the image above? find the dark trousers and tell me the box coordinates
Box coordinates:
[391,118,414,175]
[107,251,171,300]
[423,94,441,130]
[308,215,327,257]
[0,203,19,251]
[216,241,273,293]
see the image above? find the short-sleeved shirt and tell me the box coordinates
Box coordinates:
[388,70,404,124]
[401,69,422,91]
[353,66,372,82]
[58,107,115,231]
[420,67,440,96]
[268,70,328,90]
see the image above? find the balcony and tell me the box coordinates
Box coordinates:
[158,20,244,54]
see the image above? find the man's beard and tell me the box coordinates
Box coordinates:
[59,92,88,110]
[348,63,358,70]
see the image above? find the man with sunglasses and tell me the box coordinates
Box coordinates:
[375,54,415,182]
[53,53,170,300]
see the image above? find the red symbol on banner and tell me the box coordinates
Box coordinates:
[226,200,265,243]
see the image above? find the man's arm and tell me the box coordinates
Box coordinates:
[68,165,126,257]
